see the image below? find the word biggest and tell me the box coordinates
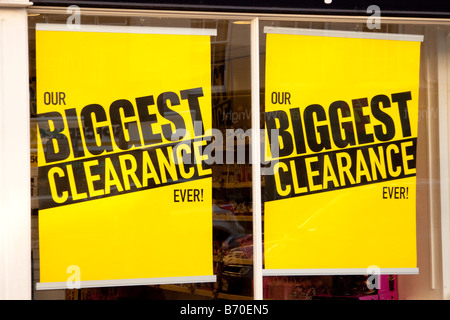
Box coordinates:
[265,91,413,158]
[38,87,206,164]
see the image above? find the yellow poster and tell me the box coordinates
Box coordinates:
[35,24,216,289]
[263,28,422,274]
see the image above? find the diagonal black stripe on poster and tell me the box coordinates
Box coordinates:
[265,137,417,202]
[38,137,212,210]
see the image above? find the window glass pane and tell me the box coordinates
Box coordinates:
[29,13,252,300]
[260,19,450,300]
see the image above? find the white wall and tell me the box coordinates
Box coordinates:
[0,0,32,300]
[398,25,450,300]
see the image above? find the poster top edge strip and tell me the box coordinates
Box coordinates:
[263,26,424,42]
[36,23,217,36]
[262,268,419,276]
[36,275,217,290]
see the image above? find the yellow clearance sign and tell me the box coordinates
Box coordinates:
[35,24,216,289]
[263,27,422,274]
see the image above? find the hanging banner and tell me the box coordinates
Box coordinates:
[263,27,422,275]
[35,24,216,289]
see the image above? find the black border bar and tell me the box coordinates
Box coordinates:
[31,0,450,19]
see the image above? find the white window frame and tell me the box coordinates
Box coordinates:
[1,4,448,300]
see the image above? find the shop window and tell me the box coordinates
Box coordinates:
[259,19,449,300]
[29,12,253,300]
[28,9,450,300]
